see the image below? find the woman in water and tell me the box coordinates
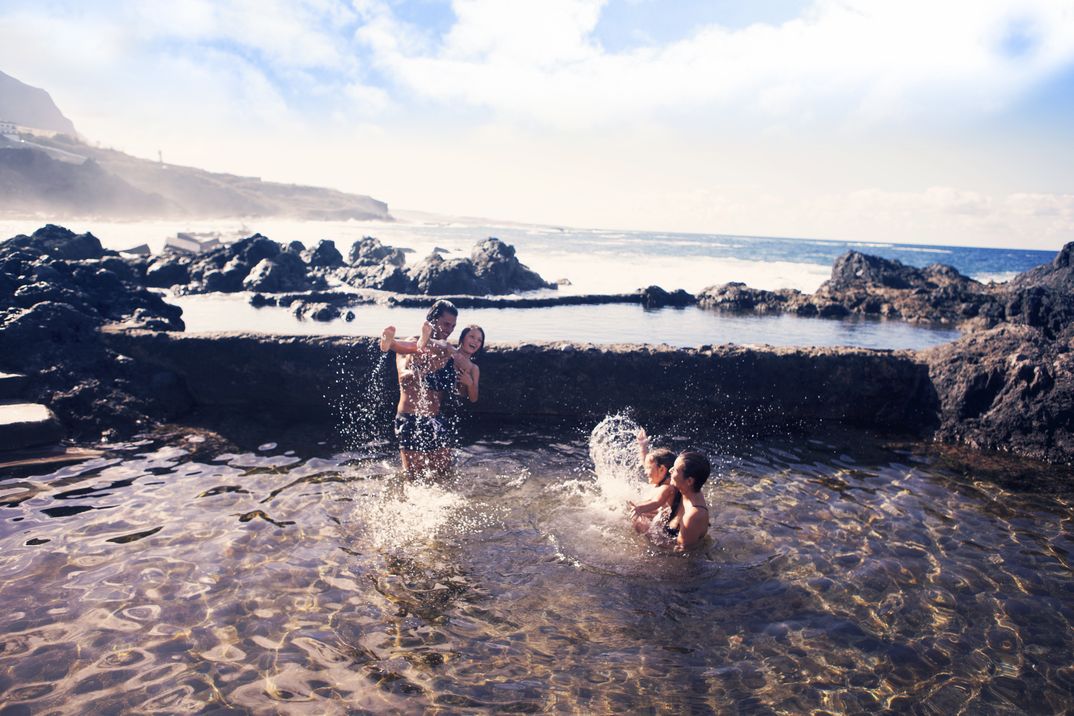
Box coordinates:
[666,451,712,551]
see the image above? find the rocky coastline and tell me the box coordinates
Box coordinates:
[2,224,1072,465]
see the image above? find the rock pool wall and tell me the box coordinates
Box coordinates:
[101,329,937,435]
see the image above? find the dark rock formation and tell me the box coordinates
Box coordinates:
[1008,242,1074,293]
[143,233,324,294]
[1,223,106,260]
[638,285,696,309]
[918,242,1074,463]
[303,239,344,268]
[699,252,995,325]
[469,238,555,293]
[698,283,818,315]
[243,252,316,293]
[404,237,555,295]
[0,226,189,441]
[925,324,1074,463]
[407,252,484,295]
[348,236,406,267]
[339,262,411,292]
[292,302,341,322]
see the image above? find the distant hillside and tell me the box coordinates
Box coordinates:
[0,71,76,134]
[0,70,391,220]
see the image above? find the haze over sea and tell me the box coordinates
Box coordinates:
[0,215,1054,350]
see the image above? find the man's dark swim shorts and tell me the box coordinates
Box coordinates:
[394,413,450,451]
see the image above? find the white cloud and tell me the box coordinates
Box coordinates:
[359,0,1074,128]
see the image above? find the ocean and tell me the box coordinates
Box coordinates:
[0,216,1056,349]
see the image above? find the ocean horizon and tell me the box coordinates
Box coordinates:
[0,215,1057,297]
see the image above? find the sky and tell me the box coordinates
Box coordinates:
[1,0,1073,249]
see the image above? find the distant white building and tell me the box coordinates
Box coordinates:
[0,120,60,138]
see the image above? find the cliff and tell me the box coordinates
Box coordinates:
[0,71,76,135]
[0,136,391,220]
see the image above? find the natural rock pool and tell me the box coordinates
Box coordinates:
[1,419,1072,713]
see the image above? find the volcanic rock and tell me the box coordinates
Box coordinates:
[243,252,317,293]
[925,323,1074,463]
[469,237,555,294]
[303,239,344,268]
[349,236,406,267]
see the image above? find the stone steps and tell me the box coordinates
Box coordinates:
[0,402,64,452]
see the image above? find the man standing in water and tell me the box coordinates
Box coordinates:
[381,300,458,477]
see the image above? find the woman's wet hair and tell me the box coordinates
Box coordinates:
[679,451,711,490]
[426,300,458,323]
[459,325,485,359]
[647,447,675,472]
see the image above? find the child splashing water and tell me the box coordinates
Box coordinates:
[628,428,681,535]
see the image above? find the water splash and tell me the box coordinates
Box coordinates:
[326,344,394,452]
[343,471,498,554]
[587,413,648,511]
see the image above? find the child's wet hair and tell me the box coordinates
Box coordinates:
[647,447,675,472]
[679,451,711,490]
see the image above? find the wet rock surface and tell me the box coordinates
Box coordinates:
[696,245,1074,462]
[698,252,997,324]
[925,324,1074,463]
[0,225,189,442]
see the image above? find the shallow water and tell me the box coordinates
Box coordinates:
[2,422,1072,713]
[173,294,961,351]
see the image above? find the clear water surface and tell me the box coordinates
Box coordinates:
[2,417,1072,713]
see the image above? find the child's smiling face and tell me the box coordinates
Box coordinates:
[644,454,668,485]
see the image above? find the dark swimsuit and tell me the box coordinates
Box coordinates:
[394,360,458,452]
[424,360,456,392]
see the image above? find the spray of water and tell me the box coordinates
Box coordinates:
[326,343,395,453]
[341,469,499,554]
[586,413,649,511]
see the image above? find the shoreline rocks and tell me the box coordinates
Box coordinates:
[144,233,557,297]
[698,251,999,325]
[3,222,1073,466]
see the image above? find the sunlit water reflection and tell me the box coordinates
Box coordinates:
[2,424,1072,713]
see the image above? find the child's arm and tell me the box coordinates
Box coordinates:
[457,362,480,403]
[636,428,650,465]
[380,325,453,355]
[628,484,676,517]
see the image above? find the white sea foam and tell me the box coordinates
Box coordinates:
[892,246,952,254]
